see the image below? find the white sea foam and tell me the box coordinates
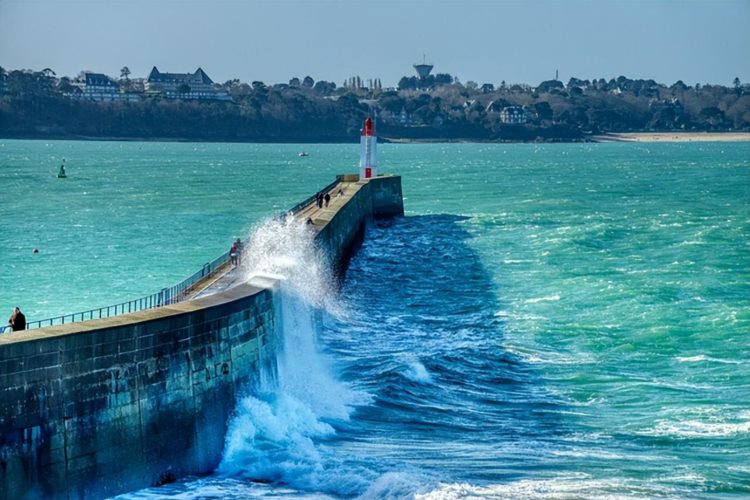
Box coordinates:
[675,354,744,365]
[218,215,368,495]
[402,356,433,384]
[239,215,337,314]
[360,471,428,499]
[219,393,335,481]
[641,418,750,438]
[550,449,628,460]
[415,475,678,499]
[502,345,596,366]
[507,313,549,321]
[525,294,561,304]
[727,464,750,475]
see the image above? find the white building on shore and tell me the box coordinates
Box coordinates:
[66,73,141,102]
[499,106,528,125]
[145,67,230,101]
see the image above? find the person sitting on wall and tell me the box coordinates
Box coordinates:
[8,307,26,331]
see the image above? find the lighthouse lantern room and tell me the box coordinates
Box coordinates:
[359,117,377,180]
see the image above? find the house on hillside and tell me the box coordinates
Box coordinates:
[69,73,141,102]
[146,67,230,101]
[486,100,512,113]
[499,106,528,125]
[647,97,686,129]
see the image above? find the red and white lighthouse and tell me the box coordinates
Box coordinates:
[359,117,377,180]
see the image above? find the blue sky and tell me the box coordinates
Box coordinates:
[1,0,748,87]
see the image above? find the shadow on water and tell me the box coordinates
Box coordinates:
[116,215,577,499]
[325,214,571,484]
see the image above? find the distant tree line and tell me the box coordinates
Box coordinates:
[0,66,748,142]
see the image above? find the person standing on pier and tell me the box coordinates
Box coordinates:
[324,193,331,207]
[8,307,26,331]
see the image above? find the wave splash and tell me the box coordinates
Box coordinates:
[218,215,368,495]
[402,355,433,384]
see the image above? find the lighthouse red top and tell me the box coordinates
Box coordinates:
[362,117,374,136]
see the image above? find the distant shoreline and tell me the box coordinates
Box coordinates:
[0,134,353,145]
[593,132,750,143]
[2,132,749,145]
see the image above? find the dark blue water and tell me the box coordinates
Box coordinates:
[332,216,562,483]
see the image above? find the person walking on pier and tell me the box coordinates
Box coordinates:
[229,240,239,267]
[316,192,324,209]
[324,193,331,207]
[8,307,26,331]
[234,238,243,265]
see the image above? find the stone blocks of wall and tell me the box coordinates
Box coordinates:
[370,176,405,218]
[0,283,278,500]
[317,175,404,270]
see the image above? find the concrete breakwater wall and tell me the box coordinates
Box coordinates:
[0,175,403,499]
[317,175,404,268]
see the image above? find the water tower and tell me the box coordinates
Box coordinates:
[413,55,433,80]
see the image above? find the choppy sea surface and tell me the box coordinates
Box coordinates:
[1,140,749,498]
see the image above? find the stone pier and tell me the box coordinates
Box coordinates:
[0,175,403,499]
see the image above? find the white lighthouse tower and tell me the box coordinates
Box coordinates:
[359,117,377,180]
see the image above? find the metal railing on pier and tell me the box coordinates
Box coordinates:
[1,179,342,335]
[1,250,231,334]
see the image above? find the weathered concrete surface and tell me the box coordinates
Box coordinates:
[0,284,279,500]
[0,175,403,499]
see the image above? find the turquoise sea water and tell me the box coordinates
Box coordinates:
[1,139,749,498]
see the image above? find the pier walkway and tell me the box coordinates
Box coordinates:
[189,177,358,299]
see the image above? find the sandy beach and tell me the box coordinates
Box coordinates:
[595,132,750,143]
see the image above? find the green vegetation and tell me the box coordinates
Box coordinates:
[1,67,748,142]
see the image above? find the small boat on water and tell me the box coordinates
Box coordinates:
[298,152,309,157]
